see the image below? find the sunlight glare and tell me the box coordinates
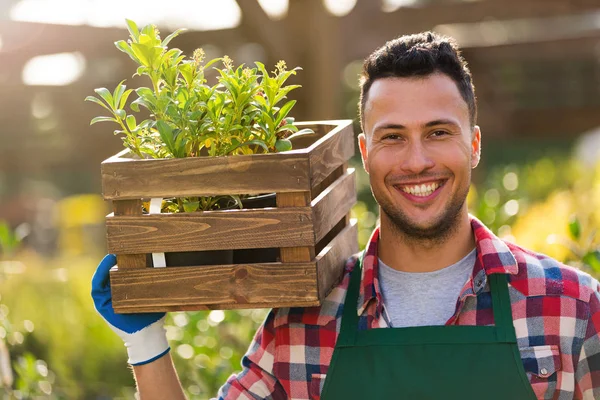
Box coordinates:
[323,0,356,17]
[381,0,419,13]
[10,0,241,31]
[22,52,86,86]
[257,0,288,20]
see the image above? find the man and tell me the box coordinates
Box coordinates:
[92,32,600,399]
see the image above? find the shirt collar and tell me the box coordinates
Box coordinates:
[356,214,519,317]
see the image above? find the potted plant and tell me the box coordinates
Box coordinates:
[88,20,358,312]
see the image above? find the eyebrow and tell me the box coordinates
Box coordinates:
[373,119,460,133]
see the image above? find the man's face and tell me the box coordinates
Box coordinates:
[359,73,481,241]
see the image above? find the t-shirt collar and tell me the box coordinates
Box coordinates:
[356,214,519,317]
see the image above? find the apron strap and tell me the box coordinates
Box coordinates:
[336,253,364,347]
[489,273,518,343]
[337,256,518,345]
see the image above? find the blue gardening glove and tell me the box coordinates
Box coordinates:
[91,254,170,366]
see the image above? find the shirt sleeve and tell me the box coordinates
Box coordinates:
[215,309,287,400]
[575,280,600,399]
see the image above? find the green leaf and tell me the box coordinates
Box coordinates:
[276,68,298,86]
[135,65,147,77]
[94,87,114,109]
[273,85,301,105]
[126,115,136,131]
[183,200,199,213]
[130,42,151,66]
[115,40,139,64]
[0,220,19,255]
[275,138,292,152]
[141,24,156,37]
[90,116,116,125]
[275,100,296,126]
[226,139,268,154]
[583,250,600,272]
[119,89,133,109]
[125,19,140,41]
[156,120,176,156]
[130,100,141,112]
[161,28,186,47]
[115,109,126,120]
[287,128,315,140]
[112,81,126,109]
[84,95,112,112]
[568,215,581,240]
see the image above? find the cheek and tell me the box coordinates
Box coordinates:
[366,148,396,175]
[430,143,472,171]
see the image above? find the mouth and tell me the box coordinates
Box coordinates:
[395,180,445,198]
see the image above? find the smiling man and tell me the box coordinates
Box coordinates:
[92,32,600,399]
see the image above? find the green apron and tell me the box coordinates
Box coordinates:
[321,255,537,400]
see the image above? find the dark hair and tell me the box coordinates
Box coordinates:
[359,31,477,129]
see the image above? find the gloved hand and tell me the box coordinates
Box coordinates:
[91,254,170,365]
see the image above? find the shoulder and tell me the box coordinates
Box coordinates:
[506,241,600,302]
[272,253,360,329]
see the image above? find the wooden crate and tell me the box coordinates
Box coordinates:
[102,120,359,313]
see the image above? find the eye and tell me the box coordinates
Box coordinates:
[382,133,402,141]
[430,130,449,137]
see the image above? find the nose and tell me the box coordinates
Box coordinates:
[400,141,435,174]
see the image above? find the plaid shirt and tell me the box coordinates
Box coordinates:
[217,216,600,400]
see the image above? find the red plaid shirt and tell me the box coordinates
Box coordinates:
[217,216,600,399]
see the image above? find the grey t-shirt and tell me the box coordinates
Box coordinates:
[378,248,476,328]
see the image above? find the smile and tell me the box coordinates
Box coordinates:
[397,181,444,197]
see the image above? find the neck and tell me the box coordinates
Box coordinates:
[378,210,475,273]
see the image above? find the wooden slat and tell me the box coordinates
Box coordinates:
[101,152,310,200]
[316,219,359,301]
[276,192,315,262]
[110,262,319,313]
[308,121,355,189]
[310,164,345,200]
[113,299,323,313]
[112,200,145,269]
[106,208,314,254]
[312,168,357,244]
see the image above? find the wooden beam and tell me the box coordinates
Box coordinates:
[342,0,600,61]
[236,0,296,66]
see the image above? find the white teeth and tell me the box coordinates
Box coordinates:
[401,182,441,197]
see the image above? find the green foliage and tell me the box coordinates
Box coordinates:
[165,309,267,398]
[469,154,600,276]
[86,19,311,159]
[0,254,137,398]
[0,221,19,257]
[471,156,583,234]
[86,19,314,212]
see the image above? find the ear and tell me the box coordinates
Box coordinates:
[471,126,481,169]
[358,133,369,174]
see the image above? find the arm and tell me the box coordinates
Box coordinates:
[92,255,285,399]
[133,352,186,400]
[91,255,184,397]
[575,280,600,399]
[217,310,287,399]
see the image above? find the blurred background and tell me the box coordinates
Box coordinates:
[1,0,600,398]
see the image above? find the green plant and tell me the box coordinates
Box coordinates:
[85,20,313,212]
[0,222,59,399]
